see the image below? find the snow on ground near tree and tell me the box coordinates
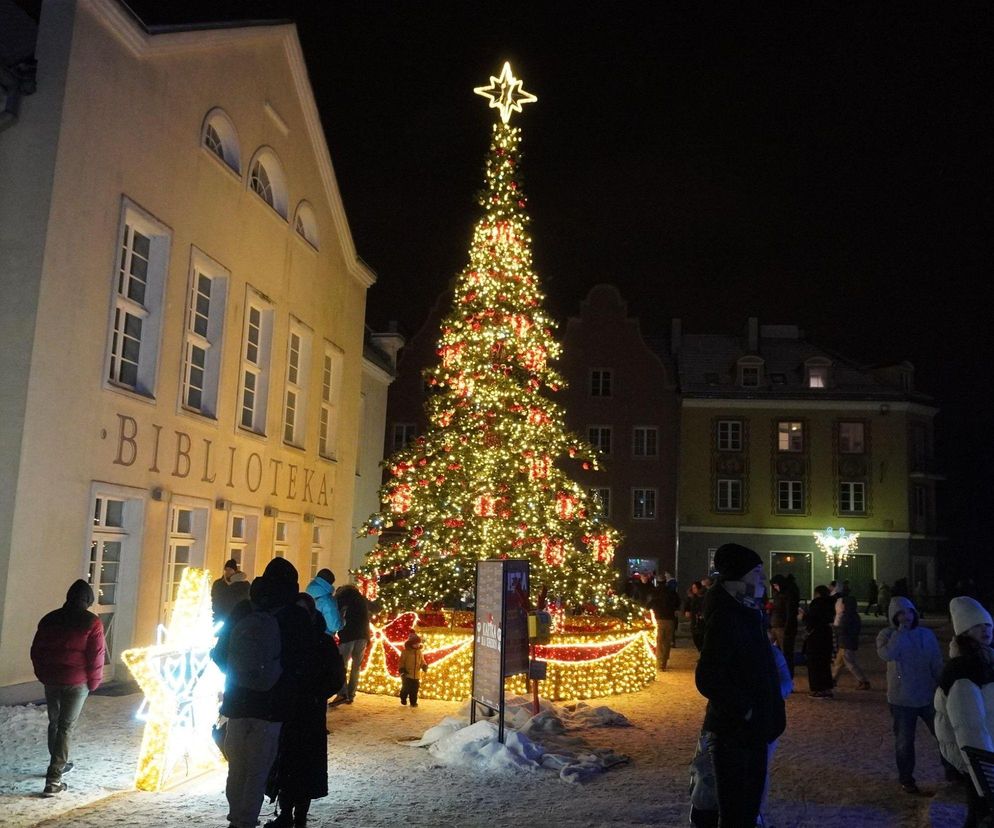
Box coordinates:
[1,619,972,827]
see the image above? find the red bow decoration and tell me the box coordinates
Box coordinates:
[363,612,469,676]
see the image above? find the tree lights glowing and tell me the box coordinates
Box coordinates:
[356,63,629,625]
[121,567,224,791]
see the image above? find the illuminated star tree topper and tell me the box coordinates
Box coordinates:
[473,61,537,124]
[356,64,631,621]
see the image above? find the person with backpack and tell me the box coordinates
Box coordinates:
[265,592,345,827]
[212,557,311,828]
[305,569,341,637]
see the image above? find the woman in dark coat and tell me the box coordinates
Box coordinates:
[266,593,344,827]
[803,584,836,697]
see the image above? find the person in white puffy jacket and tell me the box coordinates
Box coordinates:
[876,595,944,794]
[934,596,994,827]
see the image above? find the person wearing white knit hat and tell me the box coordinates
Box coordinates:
[934,596,994,826]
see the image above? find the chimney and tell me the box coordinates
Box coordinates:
[670,318,682,354]
[747,317,758,352]
[370,324,406,371]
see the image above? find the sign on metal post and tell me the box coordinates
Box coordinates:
[470,559,529,743]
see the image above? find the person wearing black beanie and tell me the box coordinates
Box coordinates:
[694,543,785,827]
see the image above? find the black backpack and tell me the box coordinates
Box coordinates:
[226,608,282,692]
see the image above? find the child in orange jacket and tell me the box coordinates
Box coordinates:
[398,632,428,707]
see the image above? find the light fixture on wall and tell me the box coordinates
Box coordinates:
[264,505,279,518]
[879,403,890,415]
[214,498,230,511]
[303,513,315,523]
[150,486,167,501]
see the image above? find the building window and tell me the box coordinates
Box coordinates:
[391,423,416,452]
[716,479,743,511]
[777,480,804,513]
[89,496,135,665]
[633,427,658,457]
[807,364,830,388]
[106,203,169,396]
[293,201,320,249]
[310,524,328,581]
[913,485,927,522]
[181,254,227,416]
[283,321,311,447]
[588,426,612,455]
[717,420,743,451]
[839,481,866,514]
[320,345,343,459]
[201,108,241,173]
[839,422,865,454]
[590,487,611,518]
[239,293,274,434]
[227,512,258,578]
[777,421,804,452]
[590,369,612,397]
[273,519,298,563]
[632,488,657,520]
[247,148,288,218]
[165,504,207,621]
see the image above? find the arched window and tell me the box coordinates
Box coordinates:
[200,108,241,173]
[293,201,319,249]
[247,148,288,219]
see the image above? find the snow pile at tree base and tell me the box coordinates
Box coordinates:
[400,696,630,783]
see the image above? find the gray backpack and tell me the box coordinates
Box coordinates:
[227,609,282,691]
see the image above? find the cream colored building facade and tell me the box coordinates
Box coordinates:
[0,0,375,702]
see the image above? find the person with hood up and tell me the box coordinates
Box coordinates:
[212,557,311,828]
[695,543,786,827]
[330,583,371,705]
[30,579,106,796]
[934,596,994,827]
[305,568,341,637]
[398,631,429,707]
[876,595,944,794]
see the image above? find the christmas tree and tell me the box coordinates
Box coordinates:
[357,63,627,620]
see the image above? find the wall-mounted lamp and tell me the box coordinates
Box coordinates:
[879,403,890,415]
[264,506,279,518]
[215,498,230,511]
[150,486,166,501]
[303,513,315,524]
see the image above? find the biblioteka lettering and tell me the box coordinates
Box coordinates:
[109,413,332,505]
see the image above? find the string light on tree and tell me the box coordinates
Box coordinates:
[354,62,651,699]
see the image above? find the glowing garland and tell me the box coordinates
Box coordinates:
[121,568,224,792]
[356,613,657,702]
[813,527,860,568]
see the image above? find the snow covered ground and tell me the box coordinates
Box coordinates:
[2,619,971,827]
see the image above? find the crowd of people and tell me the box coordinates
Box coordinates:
[629,554,994,828]
[26,556,994,827]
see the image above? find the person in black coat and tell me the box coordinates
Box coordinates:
[695,543,786,828]
[331,584,372,705]
[212,557,312,828]
[266,592,345,827]
[769,575,800,678]
[648,583,681,670]
[803,584,836,697]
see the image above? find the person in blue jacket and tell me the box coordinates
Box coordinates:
[305,569,341,637]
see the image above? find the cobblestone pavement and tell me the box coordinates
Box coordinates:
[6,619,969,827]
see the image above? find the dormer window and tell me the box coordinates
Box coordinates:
[805,357,832,389]
[200,108,241,174]
[737,356,764,388]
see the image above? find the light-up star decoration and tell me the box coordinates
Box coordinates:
[121,567,225,791]
[814,527,860,569]
[474,61,537,123]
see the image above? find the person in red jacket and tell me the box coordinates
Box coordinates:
[30,579,105,796]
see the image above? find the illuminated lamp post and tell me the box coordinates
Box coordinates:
[813,527,860,581]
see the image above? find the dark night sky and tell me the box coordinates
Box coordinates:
[90,1,994,571]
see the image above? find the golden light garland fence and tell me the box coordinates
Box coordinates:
[357,611,658,702]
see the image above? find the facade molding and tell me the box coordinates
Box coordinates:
[682,398,938,416]
[680,525,913,540]
[88,0,376,290]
